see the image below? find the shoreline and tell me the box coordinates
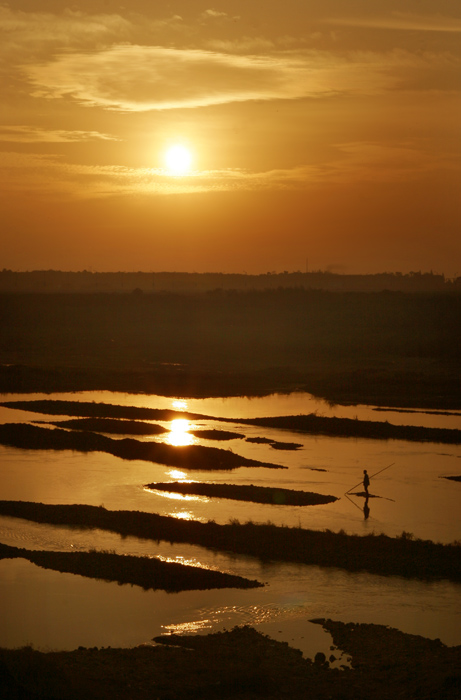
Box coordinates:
[1,501,459,582]
[1,621,459,700]
[1,362,460,410]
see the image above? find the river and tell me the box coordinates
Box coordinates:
[0,390,459,660]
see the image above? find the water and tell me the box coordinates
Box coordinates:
[0,390,460,657]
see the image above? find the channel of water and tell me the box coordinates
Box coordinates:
[0,391,459,659]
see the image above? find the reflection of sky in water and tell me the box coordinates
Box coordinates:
[0,389,460,655]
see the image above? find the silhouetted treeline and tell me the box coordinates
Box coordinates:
[1,269,459,293]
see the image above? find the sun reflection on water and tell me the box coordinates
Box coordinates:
[168,470,187,480]
[173,511,195,520]
[166,418,195,446]
[147,490,203,502]
[162,620,213,634]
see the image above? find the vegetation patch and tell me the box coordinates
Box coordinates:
[0,542,262,592]
[0,399,206,421]
[0,501,459,583]
[246,436,303,450]
[48,418,168,435]
[0,423,284,471]
[189,428,243,440]
[3,399,460,445]
[238,414,461,445]
[145,481,337,506]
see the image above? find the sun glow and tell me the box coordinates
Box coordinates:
[164,144,192,175]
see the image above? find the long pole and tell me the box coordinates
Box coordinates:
[345,463,395,495]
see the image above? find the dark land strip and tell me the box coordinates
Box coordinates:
[1,289,460,410]
[47,419,242,441]
[0,423,284,471]
[0,399,207,421]
[236,414,461,444]
[2,398,460,444]
[48,418,169,435]
[1,621,460,700]
[0,501,459,582]
[0,542,261,592]
[145,481,337,506]
[246,436,303,449]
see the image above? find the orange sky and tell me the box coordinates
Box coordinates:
[1,1,460,275]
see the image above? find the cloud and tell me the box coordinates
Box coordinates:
[0,6,132,56]
[1,137,457,202]
[325,12,461,33]
[0,126,119,143]
[22,45,457,112]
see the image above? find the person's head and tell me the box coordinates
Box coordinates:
[363,469,367,474]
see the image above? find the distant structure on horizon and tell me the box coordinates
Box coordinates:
[0,269,458,294]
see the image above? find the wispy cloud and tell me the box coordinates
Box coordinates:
[326,12,461,33]
[0,6,131,56]
[0,126,119,143]
[23,45,457,112]
[201,9,240,22]
[1,138,457,201]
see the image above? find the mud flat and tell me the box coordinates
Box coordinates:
[0,501,459,582]
[145,481,337,506]
[1,621,459,700]
[246,436,303,450]
[0,542,261,592]
[238,414,461,444]
[48,418,169,435]
[0,423,283,471]
[0,399,207,421]
[4,398,460,445]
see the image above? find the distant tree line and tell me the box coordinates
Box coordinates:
[0,269,459,294]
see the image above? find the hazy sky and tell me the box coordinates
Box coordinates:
[1,1,460,275]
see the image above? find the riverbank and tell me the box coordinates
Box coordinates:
[0,543,262,592]
[2,399,460,445]
[1,621,459,699]
[144,481,338,506]
[1,361,459,409]
[0,501,459,582]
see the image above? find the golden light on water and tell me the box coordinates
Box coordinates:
[157,555,206,569]
[150,490,201,502]
[162,620,213,634]
[166,418,194,446]
[168,469,188,480]
[173,511,195,520]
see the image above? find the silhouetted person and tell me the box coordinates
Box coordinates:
[363,469,370,496]
[363,496,370,520]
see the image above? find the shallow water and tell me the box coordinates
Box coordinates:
[0,390,460,656]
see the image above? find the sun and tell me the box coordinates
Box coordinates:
[164,144,192,175]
